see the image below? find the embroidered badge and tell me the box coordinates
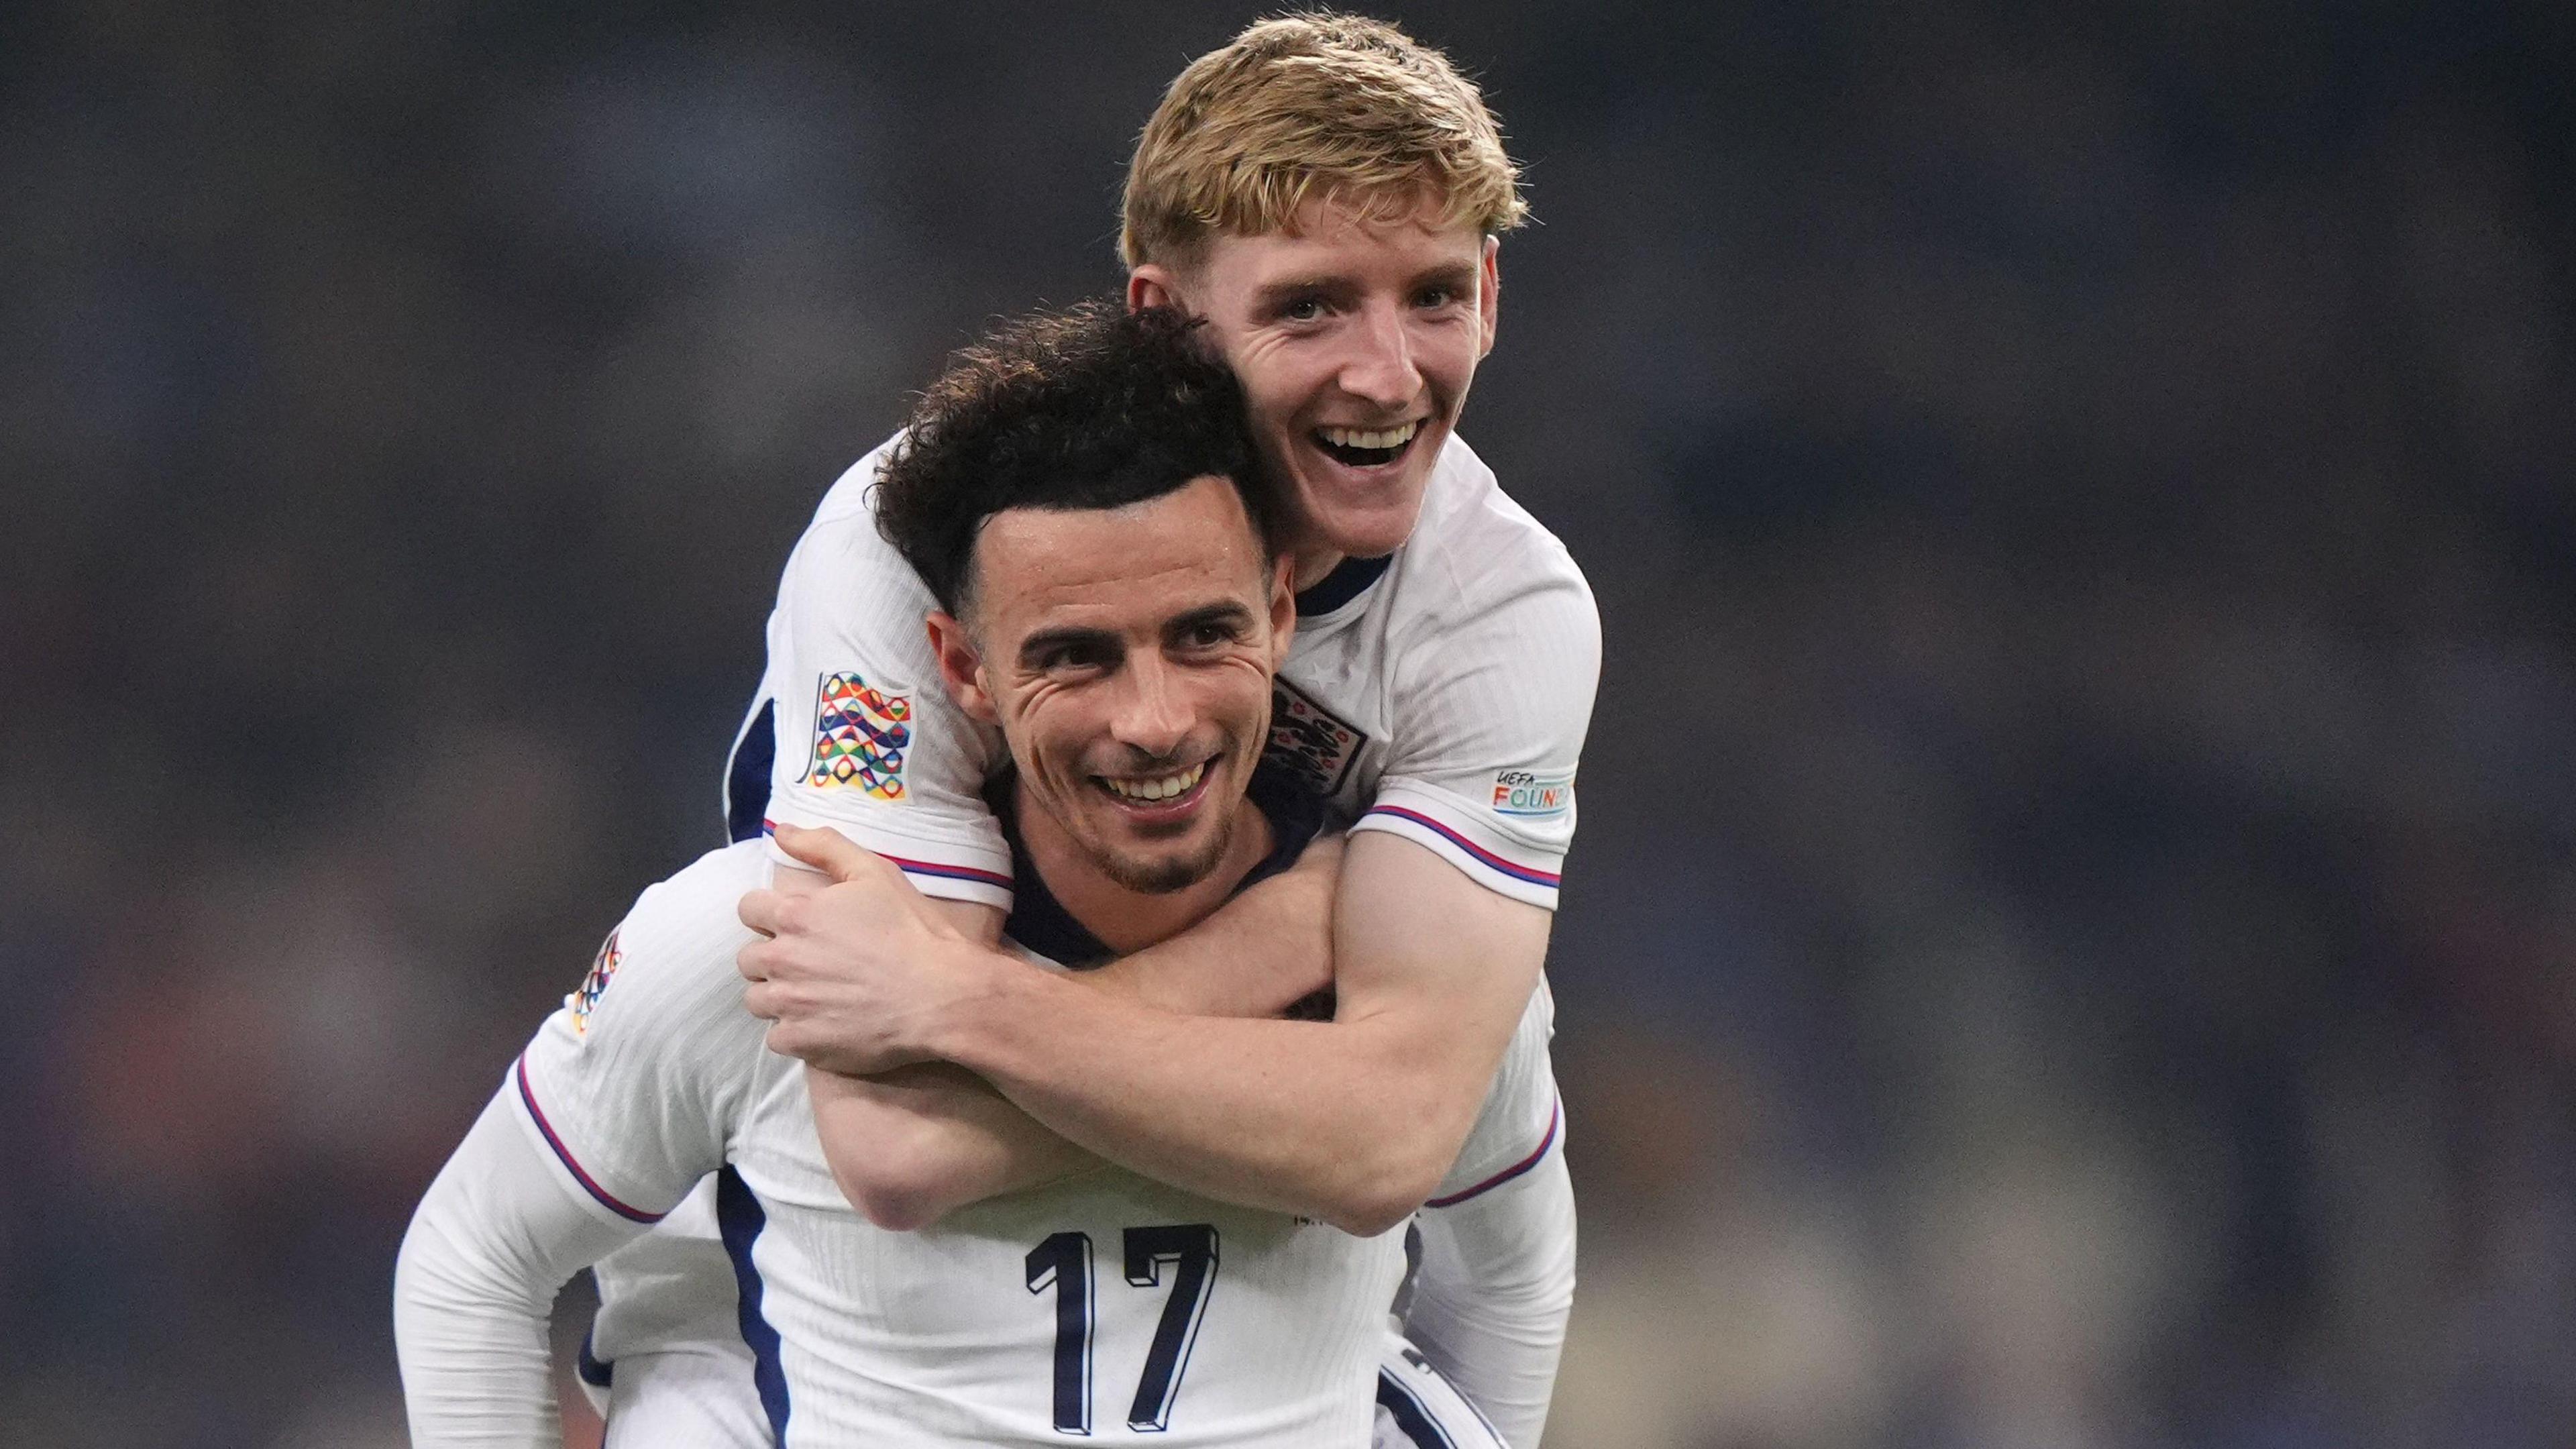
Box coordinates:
[568,930,621,1036]
[804,670,912,801]
[1266,677,1367,797]
[1490,769,1574,818]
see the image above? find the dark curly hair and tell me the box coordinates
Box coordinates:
[873,301,1275,613]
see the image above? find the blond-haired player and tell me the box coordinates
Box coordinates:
[727,17,1590,1444]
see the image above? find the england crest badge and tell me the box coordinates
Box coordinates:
[1265,677,1366,798]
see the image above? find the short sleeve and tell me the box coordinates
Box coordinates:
[1350,545,1599,911]
[513,844,773,1227]
[757,439,1015,910]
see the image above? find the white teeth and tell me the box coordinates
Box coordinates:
[1318,421,1419,452]
[1103,761,1207,802]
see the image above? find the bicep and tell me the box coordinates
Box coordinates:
[924,893,1005,947]
[1332,831,1551,1079]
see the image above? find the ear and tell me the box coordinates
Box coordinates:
[1265,553,1297,669]
[1477,235,1501,358]
[924,611,999,725]
[1128,263,1186,316]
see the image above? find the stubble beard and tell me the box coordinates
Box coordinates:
[1092,806,1238,896]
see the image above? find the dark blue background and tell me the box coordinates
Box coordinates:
[3,1,2572,1443]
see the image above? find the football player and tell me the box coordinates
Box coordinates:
[396,305,1569,1447]
[735,17,1593,1445]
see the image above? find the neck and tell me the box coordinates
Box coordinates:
[1290,544,1345,593]
[1013,781,1276,957]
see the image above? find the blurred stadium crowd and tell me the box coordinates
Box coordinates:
[3,1,2572,1444]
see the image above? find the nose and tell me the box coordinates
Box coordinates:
[1108,653,1194,761]
[1338,299,1420,411]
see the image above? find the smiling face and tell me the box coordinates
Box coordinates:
[930,476,1295,895]
[1131,193,1499,581]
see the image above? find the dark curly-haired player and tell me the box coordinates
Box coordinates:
[396,300,1561,1448]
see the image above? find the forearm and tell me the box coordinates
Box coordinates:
[810,871,1326,1226]
[930,839,1547,1234]
[755,835,1525,1231]
[1404,1147,1578,1449]
[395,1089,642,1447]
[938,973,1479,1234]
[808,1063,1103,1229]
[808,953,1320,1228]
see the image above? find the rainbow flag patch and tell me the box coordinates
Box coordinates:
[804,670,912,801]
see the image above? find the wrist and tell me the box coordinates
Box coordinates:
[927,940,1046,1067]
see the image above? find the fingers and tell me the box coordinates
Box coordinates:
[764,1018,827,1065]
[772,823,890,885]
[739,886,794,938]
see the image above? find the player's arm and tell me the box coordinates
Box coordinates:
[743,566,1595,1234]
[810,835,1342,1229]
[399,855,755,1444]
[751,829,1546,1234]
[967,832,1544,1235]
[395,1087,652,1446]
[1403,1109,1578,1449]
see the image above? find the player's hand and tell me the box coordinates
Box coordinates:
[1081,829,1345,1018]
[737,824,1001,1074]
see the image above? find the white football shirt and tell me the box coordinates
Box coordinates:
[737,431,1600,912]
[523,841,1419,1447]
[564,875,1564,1447]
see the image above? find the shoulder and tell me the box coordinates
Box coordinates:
[777,430,926,592]
[620,839,773,945]
[572,841,774,1032]
[1393,436,1595,634]
[517,843,774,1215]
[806,428,908,529]
[1377,437,1599,683]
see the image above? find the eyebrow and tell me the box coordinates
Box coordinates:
[1251,274,1360,311]
[1018,625,1121,667]
[1252,262,1479,313]
[1410,261,1479,294]
[1166,601,1256,638]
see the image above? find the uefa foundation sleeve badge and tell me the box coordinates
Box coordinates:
[1490,769,1573,819]
[804,670,912,802]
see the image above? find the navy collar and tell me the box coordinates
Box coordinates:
[1293,553,1392,618]
[995,761,1327,968]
